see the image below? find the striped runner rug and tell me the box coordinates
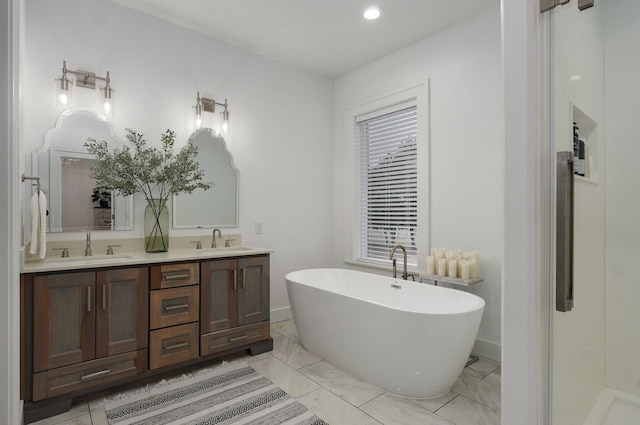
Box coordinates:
[103,361,328,425]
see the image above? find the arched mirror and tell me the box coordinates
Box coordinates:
[172,128,239,228]
[27,108,133,238]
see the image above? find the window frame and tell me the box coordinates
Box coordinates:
[343,82,429,273]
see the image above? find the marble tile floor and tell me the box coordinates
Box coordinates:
[34,319,501,425]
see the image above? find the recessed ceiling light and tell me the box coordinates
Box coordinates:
[363,6,382,20]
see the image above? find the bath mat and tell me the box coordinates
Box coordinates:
[103,361,328,425]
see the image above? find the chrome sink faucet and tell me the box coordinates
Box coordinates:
[85,232,92,256]
[389,244,407,280]
[212,228,221,248]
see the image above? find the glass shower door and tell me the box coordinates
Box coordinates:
[550,1,640,424]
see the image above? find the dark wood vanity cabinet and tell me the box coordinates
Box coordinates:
[200,255,270,356]
[21,254,272,423]
[28,267,148,401]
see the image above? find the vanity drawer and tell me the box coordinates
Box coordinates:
[151,263,199,289]
[200,321,270,357]
[150,285,199,330]
[150,323,199,370]
[32,349,147,401]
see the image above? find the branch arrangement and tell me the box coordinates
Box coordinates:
[85,128,213,250]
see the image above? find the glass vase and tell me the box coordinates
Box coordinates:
[144,198,169,253]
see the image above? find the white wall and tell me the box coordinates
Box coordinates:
[501,0,545,423]
[333,8,503,361]
[1,0,21,422]
[602,0,640,398]
[23,0,335,321]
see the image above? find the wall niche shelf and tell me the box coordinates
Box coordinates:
[571,103,598,184]
[420,274,483,287]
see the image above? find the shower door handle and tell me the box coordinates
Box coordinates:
[556,151,574,312]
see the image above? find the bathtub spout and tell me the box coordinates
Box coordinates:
[390,244,408,280]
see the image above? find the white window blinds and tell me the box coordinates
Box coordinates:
[355,104,418,265]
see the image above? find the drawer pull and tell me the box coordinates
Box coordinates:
[241,269,246,288]
[164,341,188,351]
[163,303,189,311]
[102,284,107,310]
[228,334,249,343]
[80,369,110,380]
[163,271,190,281]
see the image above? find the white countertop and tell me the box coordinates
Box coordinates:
[21,245,273,273]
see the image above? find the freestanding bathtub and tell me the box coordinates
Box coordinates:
[285,268,485,398]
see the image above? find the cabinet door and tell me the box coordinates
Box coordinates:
[33,272,96,372]
[95,267,149,358]
[201,259,237,333]
[238,256,270,326]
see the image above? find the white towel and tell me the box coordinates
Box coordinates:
[29,190,47,259]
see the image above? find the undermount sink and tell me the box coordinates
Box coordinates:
[196,246,255,254]
[46,254,133,265]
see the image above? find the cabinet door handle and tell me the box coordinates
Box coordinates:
[241,269,246,288]
[163,271,190,281]
[163,303,189,311]
[228,334,248,342]
[87,286,92,312]
[233,269,237,291]
[80,369,110,380]
[102,285,107,310]
[163,341,188,351]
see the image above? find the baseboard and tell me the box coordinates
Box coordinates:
[584,388,640,425]
[472,337,501,363]
[270,306,292,323]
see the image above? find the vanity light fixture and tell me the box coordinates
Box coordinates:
[55,60,115,118]
[194,91,230,134]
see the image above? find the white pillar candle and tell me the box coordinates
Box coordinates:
[460,260,471,280]
[469,258,479,278]
[437,258,447,277]
[470,251,480,261]
[430,247,437,256]
[426,256,436,275]
[448,259,457,278]
[445,250,454,259]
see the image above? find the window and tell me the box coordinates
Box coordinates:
[355,103,418,266]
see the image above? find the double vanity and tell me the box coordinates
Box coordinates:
[20,241,272,423]
[20,105,253,422]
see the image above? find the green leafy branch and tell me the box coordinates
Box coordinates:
[84,128,213,206]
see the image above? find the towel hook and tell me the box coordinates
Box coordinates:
[22,174,41,193]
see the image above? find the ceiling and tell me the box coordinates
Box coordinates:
[110,0,499,78]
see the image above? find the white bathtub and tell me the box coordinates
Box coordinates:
[285,268,485,398]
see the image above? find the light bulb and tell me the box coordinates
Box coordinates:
[101,99,113,119]
[195,115,202,129]
[58,92,69,106]
[101,75,114,119]
[55,61,73,109]
[363,6,382,20]
[222,120,228,133]
[55,74,72,109]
